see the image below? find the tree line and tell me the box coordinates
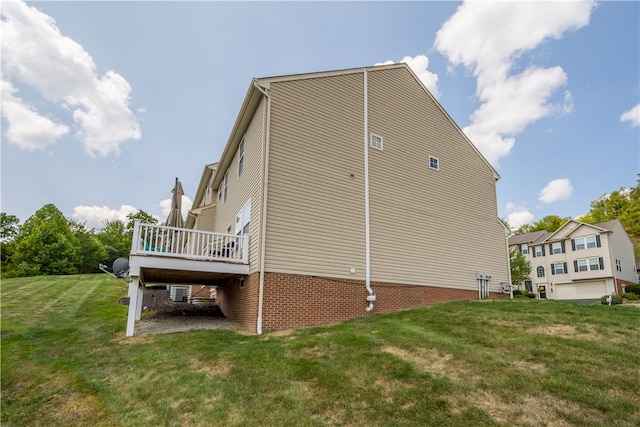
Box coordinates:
[1,204,157,278]
[2,182,638,279]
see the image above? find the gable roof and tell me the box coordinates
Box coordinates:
[508,219,624,247]
[508,230,550,246]
[210,63,500,190]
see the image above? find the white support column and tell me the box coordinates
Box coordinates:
[135,285,144,321]
[126,277,140,337]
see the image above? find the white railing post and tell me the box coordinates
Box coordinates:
[131,220,141,254]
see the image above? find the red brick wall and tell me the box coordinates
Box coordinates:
[616,278,637,294]
[217,272,493,333]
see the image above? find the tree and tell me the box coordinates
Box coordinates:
[1,213,20,242]
[509,248,531,290]
[1,213,20,269]
[98,220,130,267]
[514,215,571,235]
[7,204,78,277]
[70,219,106,274]
[125,210,158,234]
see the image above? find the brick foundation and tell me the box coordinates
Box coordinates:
[216,272,498,333]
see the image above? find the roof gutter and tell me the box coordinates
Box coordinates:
[254,80,271,334]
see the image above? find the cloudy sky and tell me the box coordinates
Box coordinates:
[1,1,638,230]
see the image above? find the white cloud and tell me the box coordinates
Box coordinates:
[434,0,595,166]
[538,178,574,204]
[620,104,640,128]
[1,80,70,150]
[72,204,139,230]
[505,202,534,229]
[159,195,193,221]
[0,0,141,156]
[375,54,440,98]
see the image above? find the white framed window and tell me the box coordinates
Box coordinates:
[534,245,544,257]
[238,136,245,177]
[218,170,229,203]
[573,235,599,251]
[615,258,622,272]
[551,242,564,254]
[235,199,251,236]
[575,257,604,272]
[552,262,567,275]
[536,266,545,278]
[520,244,528,255]
[370,133,383,150]
[429,156,439,171]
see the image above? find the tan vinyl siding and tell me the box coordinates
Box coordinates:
[194,205,216,231]
[214,98,265,273]
[263,66,508,289]
[608,221,637,284]
[366,67,508,290]
[265,72,367,279]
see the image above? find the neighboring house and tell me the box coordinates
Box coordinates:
[126,63,510,336]
[508,219,637,300]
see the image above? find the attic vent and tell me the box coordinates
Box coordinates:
[370,133,383,151]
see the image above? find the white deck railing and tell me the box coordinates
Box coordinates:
[131,221,248,264]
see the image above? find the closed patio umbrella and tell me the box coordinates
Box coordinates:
[165,177,184,228]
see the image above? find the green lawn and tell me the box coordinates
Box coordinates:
[2,274,639,427]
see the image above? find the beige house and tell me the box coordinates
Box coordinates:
[126,64,510,336]
[508,219,637,300]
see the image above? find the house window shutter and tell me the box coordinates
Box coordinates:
[548,243,553,254]
[574,260,578,272]
[571,239,576,251]
[561,241,566,253]
[551,265,555,275]
[563,262,567,273]
[541,246,546,256]
[596,235,601,248]
[532,249,537,258]
[599,257,604,270]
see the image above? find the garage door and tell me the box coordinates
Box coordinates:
[555,281,607,300]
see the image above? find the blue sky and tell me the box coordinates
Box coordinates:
[1,1,639,230]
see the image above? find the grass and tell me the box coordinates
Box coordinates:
[2,274,639,427]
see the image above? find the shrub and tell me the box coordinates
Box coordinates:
[512,289,522,296]
[624,284,640,295]
[621,292,639,301]
[525,293,536,299]
[600,295,623,305]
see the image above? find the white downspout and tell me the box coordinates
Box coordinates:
[254,81,271,334]
[506,233,513,299]
[363,69,376,312]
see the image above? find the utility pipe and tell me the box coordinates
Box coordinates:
[254,80,271,334]
[363,69,375,312]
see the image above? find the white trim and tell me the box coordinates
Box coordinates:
[429,155,439,171]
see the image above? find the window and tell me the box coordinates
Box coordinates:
[429,156,439,171]
[550,242,564,254]
[551,262,567,275]
[574,257,604,272]
[615,258,622,272]
[520,244,528,255]
[536,266,545,278]
[572,235,600,251]
[370,133,383,150]
[235,199,251,236]
[217,170,228,203]
[533,245,545,257]
[238,136,245,177]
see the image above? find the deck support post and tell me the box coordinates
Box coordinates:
[126,277,141,336]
